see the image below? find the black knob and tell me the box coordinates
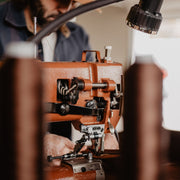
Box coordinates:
[127,4,162,34]
[47,155,53,162]
[81,167,86,172]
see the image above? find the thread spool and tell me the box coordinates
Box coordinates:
[0,42,44,180]
[123,56,163,180]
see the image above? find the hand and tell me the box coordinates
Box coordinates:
[44,133,74,166]
[104,133,119,150]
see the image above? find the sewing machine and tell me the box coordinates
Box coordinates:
[42,48,123,179]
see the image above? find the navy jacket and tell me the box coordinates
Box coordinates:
[0,1,92,62]
[0,1,93,138]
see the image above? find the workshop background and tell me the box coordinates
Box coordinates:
[0,0,180,179]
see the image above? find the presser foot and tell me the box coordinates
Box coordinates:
[63,154,105,180]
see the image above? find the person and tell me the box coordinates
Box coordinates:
[0,0,92,61]
[0,0,119,166]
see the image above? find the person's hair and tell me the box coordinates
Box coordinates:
[11,0,72,10]
[11,0,28,10]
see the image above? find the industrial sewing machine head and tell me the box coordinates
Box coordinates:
[41,48,123,178]
[43,48,123,160]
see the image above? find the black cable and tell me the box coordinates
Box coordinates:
[31,0,124,44]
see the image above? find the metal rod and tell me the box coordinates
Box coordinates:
[92,83,107,89]
[33,17,37,59]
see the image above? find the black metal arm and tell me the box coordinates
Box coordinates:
[45,102,104,121]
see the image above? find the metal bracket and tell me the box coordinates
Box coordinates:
[81,124,105,154]
[64,158,105,179]
[81,124,105,139]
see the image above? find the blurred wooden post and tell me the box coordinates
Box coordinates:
[0,42,44,180]
[123,56,164,180]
